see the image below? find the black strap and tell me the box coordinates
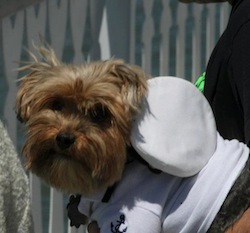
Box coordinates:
[101,183,117,203]
[127,146,162,174]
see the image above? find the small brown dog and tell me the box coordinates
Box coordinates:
[15,46,148,196]
[16,46,250,233]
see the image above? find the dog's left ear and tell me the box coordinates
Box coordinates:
[110,60,149,115]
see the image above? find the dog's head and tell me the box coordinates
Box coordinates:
[16,46,148,195]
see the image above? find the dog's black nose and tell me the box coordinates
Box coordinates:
[56,133,75,150]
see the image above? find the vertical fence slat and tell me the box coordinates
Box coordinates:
[99,7,111,60]
[26,1,47,48]
[142,0,154,74]
[160,0,171,76]
[70,0,88,63]
[30,174,43,233]
[192,4,203,82]
[206,4,216,63]
[48,0,68,57]
[49,188,64,233]
[89,0,105,60]
[2,12,24,145]
[105,0,131,62]
[176,3,187,79]
[219,3,230,34]
[129,0,136,64]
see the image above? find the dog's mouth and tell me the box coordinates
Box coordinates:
[25,145,75,171]
[48,149,71,160]
[44,148,84,165]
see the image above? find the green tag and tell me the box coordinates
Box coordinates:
[195,72,205,93]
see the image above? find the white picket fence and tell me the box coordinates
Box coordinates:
[0,0,231,232]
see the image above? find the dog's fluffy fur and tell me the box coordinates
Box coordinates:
[15,46,148,196]
[16,46,250,232]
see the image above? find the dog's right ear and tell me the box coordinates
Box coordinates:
[15,46,62,123]
[15,76,36,123]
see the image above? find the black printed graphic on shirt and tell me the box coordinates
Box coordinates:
[111,214,127,233]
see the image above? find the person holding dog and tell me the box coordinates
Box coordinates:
[179,0,250,231]
[180,0,250,146]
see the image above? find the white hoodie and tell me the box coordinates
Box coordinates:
[78,77,249,233]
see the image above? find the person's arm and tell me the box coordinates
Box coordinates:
[230,21,250,146]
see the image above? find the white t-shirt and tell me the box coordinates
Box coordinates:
[78,134,249,233]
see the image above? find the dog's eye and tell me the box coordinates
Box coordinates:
[51,100,64,111]
[89,104,110,124]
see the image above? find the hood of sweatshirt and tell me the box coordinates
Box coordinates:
[131,76,217,177]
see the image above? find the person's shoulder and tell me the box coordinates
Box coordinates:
[0,121,17,161]
[230,0,250,23]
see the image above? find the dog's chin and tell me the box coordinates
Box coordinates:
[28,150,125,195]
[24,140,127,196]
